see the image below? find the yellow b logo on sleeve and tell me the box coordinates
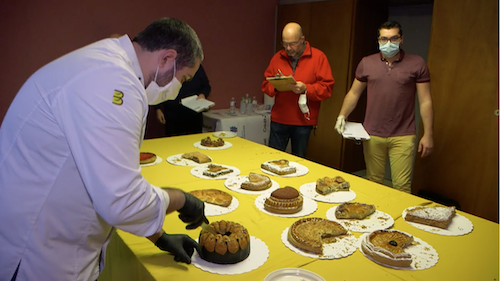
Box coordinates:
[112,90,124,105]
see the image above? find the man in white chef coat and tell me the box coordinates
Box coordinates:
[0,18,208,280]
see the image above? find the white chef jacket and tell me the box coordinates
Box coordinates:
[0,35,170,280]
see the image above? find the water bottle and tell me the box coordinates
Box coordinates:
[252,96,258,109]
[247,96,256,114]
[247,98,253,115]
[239,97,246,114]
[229,97,236,114]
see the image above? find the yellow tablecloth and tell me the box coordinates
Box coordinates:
[98,133,499,281]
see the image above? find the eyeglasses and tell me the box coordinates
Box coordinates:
[378,36,402,44]
[281,39,301,47]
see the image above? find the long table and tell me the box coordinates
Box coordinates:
[98,133,499,280]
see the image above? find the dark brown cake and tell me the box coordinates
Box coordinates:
[198,220,250,264]
[264,186,303,214]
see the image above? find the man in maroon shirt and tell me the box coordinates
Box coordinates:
[335,21,434,193]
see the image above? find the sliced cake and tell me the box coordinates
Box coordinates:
[335,202,376,220]
[316,176,350,195]
[261,159,296,175]
[404,206,456,229]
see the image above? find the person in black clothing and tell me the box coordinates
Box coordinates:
[155,64,211,136]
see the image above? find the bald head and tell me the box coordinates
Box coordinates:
[282,22,305,59]
[282,22,303,42]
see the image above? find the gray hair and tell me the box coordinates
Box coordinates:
[133,17,204,68]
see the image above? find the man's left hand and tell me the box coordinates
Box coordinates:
[288,81,307,94]
[155,233,202,264]
[418,135,434,157]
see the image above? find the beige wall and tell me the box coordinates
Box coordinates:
[0,0,281,138]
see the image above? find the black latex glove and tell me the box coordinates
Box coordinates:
[178,192,208,229]
[155,233,202,264]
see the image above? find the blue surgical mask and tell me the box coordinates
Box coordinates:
[379,41,400,58]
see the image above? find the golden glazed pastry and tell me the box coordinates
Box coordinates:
[240,172,272,191]
[335,202,376,219]
[264,186,303,214]
[140,152,157,165]
[316,176,350,195]
[188,189,233,207]
[361,230,413,267]
[404,206,456,229]
[260,159,297,175]
[198,220,250,264]
[200,136,225,147]
[288,217,347,254]
[181,151,211,164]
[202,164,233,177]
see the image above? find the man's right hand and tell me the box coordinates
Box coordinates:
[178,193,208,229]
[156,109,166,124]
[335,115,346,134]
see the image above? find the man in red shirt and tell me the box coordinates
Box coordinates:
[262,22,334,157]
[335,21,434,193]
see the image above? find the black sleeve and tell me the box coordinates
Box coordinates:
[196,65,211,98]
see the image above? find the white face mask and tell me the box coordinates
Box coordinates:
[145,61,182,105]
[379,41,400,58]
[298,93,310,120]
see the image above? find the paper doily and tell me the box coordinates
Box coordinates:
[224,176,280,195]
[299,182,357,203]
[255,194,317,218]
[358,232,439,270]
[213,131,237,138]
[402,208,473,236]
[281,227,358,259]
[194,141,233,150]
[192,236,269,275]
[140,156,163,167]
[260,161,309,177]
[326,206,394,233]
[190,164,241,180]
[204,197,239,216]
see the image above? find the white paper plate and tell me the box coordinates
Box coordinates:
[255,193,317,218]
[299,182,357,203]
[140,156,162,167]
[224,175,280,195]
[281,227,358,259]
[166,153,212,166]
[190,163,241,180]
[402,208,473,236]
[213,131,237,138]
[358,232,439,270]
[204,196,239,216]
[264,268,326,281]
[326,206,394,233]
[194,141,233,150]
[260,161,309,177]
[192,236,269,275]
